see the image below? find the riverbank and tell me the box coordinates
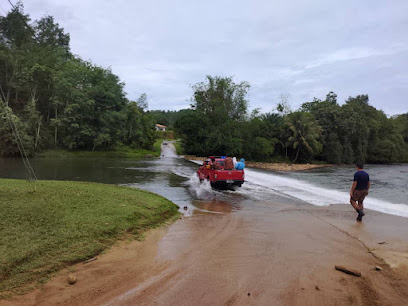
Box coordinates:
[245,161,333,171]
[0,179,179,299]
[36,147,160,159]
[3,203,408,306]
[183,155,332,171]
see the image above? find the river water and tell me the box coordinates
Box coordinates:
[1,153,407,218]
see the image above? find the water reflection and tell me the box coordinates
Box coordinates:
[0,155,310,217]
[192,200,242,213]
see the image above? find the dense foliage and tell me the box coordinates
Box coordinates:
[147,110,180,130]
[0,5,155,156]
[175,77,408,164]
[1,6,407,164]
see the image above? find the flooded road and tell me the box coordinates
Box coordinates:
[0,141,302,218]
[1,146,407,218]
[3,148,408,306]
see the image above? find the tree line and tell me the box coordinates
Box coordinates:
[174,76,408,164]
[1,6,407,164]
[0,5,155,157]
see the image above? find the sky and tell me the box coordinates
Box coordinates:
[2,0,408,115]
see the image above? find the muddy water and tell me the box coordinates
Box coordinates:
[1,153,407,217]
[0,156,236,214]
[3,151,408,305]
[0,141,302,216]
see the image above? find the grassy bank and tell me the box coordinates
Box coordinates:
[153,139,162,155]
[0,179,179,298]
[173,141,184,155]
[37,147,159,159]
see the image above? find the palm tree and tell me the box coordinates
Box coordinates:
[285,112,322,162]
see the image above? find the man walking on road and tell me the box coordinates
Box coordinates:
[350,162,370,221]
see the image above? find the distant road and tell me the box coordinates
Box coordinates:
[161,141,177,157]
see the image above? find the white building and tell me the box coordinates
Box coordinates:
[155,124,167,131]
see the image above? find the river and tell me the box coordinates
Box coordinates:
[1,151,407,218]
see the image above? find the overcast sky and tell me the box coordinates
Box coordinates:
[3,0,408,114]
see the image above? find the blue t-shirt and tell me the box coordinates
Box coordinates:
[354,170,369,190]
[235,162,245,170]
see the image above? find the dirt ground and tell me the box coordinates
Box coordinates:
[2,204,408,306]
[244,161,332,171]
[183,156,332,171]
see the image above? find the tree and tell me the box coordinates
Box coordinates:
[323,132,342,164]
[147,110,182,129]
[394,113,408,144]
[192,75,249,122]
[174,109,210,156]
[0,104,34,156]
[176,76,250,156]
[136,93,148,110]
[124,101,155,149]
[0,6,157,156]
[23,93,42,150]
[276,93,291,116]
[1,5,407,164]
[285,112,322,162]
[34,15,70,52]
[301,93,342,163]
[0,3,33,48]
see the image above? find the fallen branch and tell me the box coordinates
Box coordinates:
[335,265,361,277]
[83,257,98,264]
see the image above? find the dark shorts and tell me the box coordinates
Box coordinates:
[351,189,368,203]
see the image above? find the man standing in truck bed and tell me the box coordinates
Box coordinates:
[350,162,370,222]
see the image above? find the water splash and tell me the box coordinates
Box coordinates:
[187,160,408,218]
[186,173,217,200]
[244,168,408,218]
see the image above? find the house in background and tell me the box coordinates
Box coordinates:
[155,124,167,131]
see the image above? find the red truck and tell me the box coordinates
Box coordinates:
[197,156,245,189]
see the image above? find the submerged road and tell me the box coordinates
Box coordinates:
[8,201,408,305]
[4,146,408,306]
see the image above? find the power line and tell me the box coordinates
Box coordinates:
[7,0,39,40]
[1,0,39,181]
[6,109,37,182]
[1,102,37,182]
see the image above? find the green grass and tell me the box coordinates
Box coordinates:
[173,141,184,155]
[0,179,179,298]
[153,139,162,155]
[37,147,159,159]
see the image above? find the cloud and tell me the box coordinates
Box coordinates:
[7,0,408,115]
[304,46,408,70]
